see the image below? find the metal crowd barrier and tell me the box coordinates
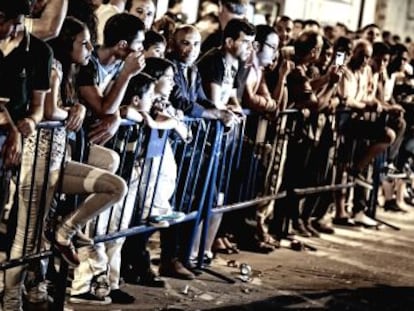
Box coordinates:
[192,108,392,270]
[0,121,66,270]
[92,118,223,249]
[0,107,395,307]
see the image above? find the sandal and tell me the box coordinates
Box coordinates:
[255,241,274,253]
[222,237,239,254]
[263,234,281,249]
[212,238,232,254]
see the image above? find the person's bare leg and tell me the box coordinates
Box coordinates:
[355,142,391,172]
[382,179,395,202]
[334,165,350,219]
[396,179,409,210]
[355,128,395,172]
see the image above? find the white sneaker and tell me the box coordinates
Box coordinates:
[149,211,186,228]
[69,293,111,305]
[384,163,407,179]
[353,211,377,227]
[148,215,170,228]
[160,211,186,223]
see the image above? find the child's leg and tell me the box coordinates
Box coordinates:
[105,165,139,290]
[153,142,177,213]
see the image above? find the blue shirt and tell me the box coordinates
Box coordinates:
[168,56,215,117]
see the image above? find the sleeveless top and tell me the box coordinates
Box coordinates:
[24,59,67,171]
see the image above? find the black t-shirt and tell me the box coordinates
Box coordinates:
[0,32,52,122]
[197,48,239,107]
[201,29,222,55]
[200,31,248,102]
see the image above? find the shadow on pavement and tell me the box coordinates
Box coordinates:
[205,285,414,310]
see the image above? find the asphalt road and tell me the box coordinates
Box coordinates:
[44,206,414,311]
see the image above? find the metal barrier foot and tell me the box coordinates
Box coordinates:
[197,267,236,284]
[53,260,69,311]
[284,235,318,252]
[373,218,401,231]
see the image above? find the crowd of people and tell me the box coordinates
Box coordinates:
[1,0,414,309]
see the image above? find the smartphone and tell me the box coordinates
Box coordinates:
[335,51,346,66]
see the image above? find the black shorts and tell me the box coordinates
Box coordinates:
[339,113,388,142]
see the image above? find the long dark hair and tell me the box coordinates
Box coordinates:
[67,0,98,45]
[47,17,87,105]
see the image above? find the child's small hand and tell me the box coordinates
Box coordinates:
[175,122,192,143]
[175,109,184,120]
[120,105,144,123]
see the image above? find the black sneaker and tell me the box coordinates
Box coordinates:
[69,292,111,305]
[188,254,213,268]
[109,289,135,304]
[90,272,111,299]
[137,269,166,288]
[159,258,195,280]
[384,199,407,213]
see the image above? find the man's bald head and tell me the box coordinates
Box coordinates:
[173,24,200,41]
[171,25,201,65]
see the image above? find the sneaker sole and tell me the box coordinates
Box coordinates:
[69,297,111,305]
[149,221,170,228]
[354,221,378,228]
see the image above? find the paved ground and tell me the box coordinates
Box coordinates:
[50,207,414,310]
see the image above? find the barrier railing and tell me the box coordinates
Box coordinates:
[92,118,223,252]
[194,108,391,271]
[0,121,66,271]
[0,106,397,307]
